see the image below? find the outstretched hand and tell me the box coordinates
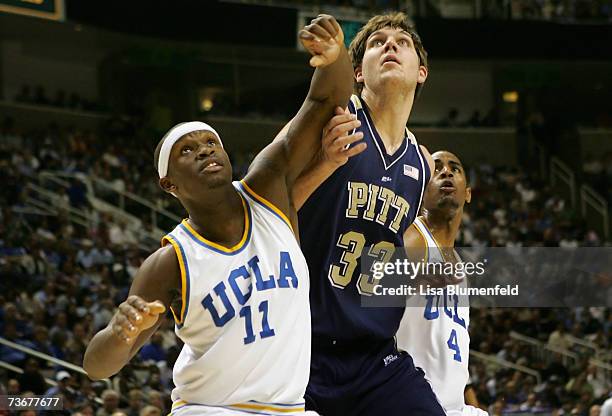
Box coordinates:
[299,14,345,68]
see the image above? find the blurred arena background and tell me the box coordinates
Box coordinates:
[0,0,610,415]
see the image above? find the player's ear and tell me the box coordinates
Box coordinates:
[465,187,472,204]
[159,177,177,195]
[354,65,364,84]
[417,65,428,84]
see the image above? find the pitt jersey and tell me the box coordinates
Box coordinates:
[396,217,470,414]
[164,181,310,415]
[299,94,431,341]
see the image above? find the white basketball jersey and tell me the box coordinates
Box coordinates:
[396,217,470,414]
[163,180,310,415]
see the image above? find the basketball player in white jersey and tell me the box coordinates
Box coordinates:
[395,150,488,416]
[83,15,353,416]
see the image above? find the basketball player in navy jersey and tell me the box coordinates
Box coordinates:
[84,15,353,415]
[285,12,447,416]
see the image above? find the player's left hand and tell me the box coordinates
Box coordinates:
[462,405,489,416]
[320,106,366,168]
[299,14,344,68]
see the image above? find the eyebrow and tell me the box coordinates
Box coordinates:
[369,29,412,40]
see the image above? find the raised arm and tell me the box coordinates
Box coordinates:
[243,15,353,222]
[291,107,366,209]
[83,246,179,379]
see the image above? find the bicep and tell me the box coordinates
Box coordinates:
[126,246,181,353]
[128,245,180,307]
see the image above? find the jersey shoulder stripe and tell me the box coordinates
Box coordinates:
[237,180,293,232]
[161,233,191,328]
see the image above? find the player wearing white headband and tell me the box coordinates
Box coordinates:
[84,14,354,416]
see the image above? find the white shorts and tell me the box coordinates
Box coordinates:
[171,404,319,416]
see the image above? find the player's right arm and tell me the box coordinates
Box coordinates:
[83,245,180,380]
[288,107,366,209]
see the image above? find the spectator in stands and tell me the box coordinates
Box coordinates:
[30,325,52,357]
[139,332,166,363]
[97,389,121,416]
[6,378,20,395]
[548,323,572,350]
[17,358,47,395]
[44,370,72,397]
[139,406,161,416]
[122,389,144,416]
[73,403,95,416]
[146,390,165,414]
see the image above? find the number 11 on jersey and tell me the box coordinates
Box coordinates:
[239,300,275,345]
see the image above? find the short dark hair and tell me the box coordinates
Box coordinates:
[348,12,428,98]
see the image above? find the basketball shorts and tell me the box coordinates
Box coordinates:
[305,337,445,416]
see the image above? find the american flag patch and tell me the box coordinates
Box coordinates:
[403,164,419,181]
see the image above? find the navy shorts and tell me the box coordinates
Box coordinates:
[305,337,446,416]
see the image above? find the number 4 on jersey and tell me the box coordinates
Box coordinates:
[447,329,461,362]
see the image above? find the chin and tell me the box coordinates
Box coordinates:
[208,176,232,188]
[437,198,459,210]
[199,172,232,189]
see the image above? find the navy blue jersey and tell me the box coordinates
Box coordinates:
[299,95,431,341]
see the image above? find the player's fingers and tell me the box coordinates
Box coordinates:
[328,15,342,37]
[112,323,130,343]
[127,295,149,312]
[119,303,143,325]
[298,29,315,41]
[323,117,357,146]
[344,142,367,158]
[334,106,345,116]
[333,132,365,149]
[329,119,360,139]
[116,314,139,335]
[305,23,332,41]
[115,314,133,331]
[315,15,338,39]
[147,301,166,315]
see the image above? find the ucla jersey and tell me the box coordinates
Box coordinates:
[299,94,431,341]
[396,217,470,414]
[164,181,310,415]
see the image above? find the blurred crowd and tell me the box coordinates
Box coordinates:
[583,153,612,205]
[0,119,610,415]
[14,85,105,114]
[482,0,612,21]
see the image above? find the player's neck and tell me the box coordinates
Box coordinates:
[423,209,462,247]
[361,87,414,154]
[183,185,245,246]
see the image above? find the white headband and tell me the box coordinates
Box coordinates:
[157,121,223,178]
